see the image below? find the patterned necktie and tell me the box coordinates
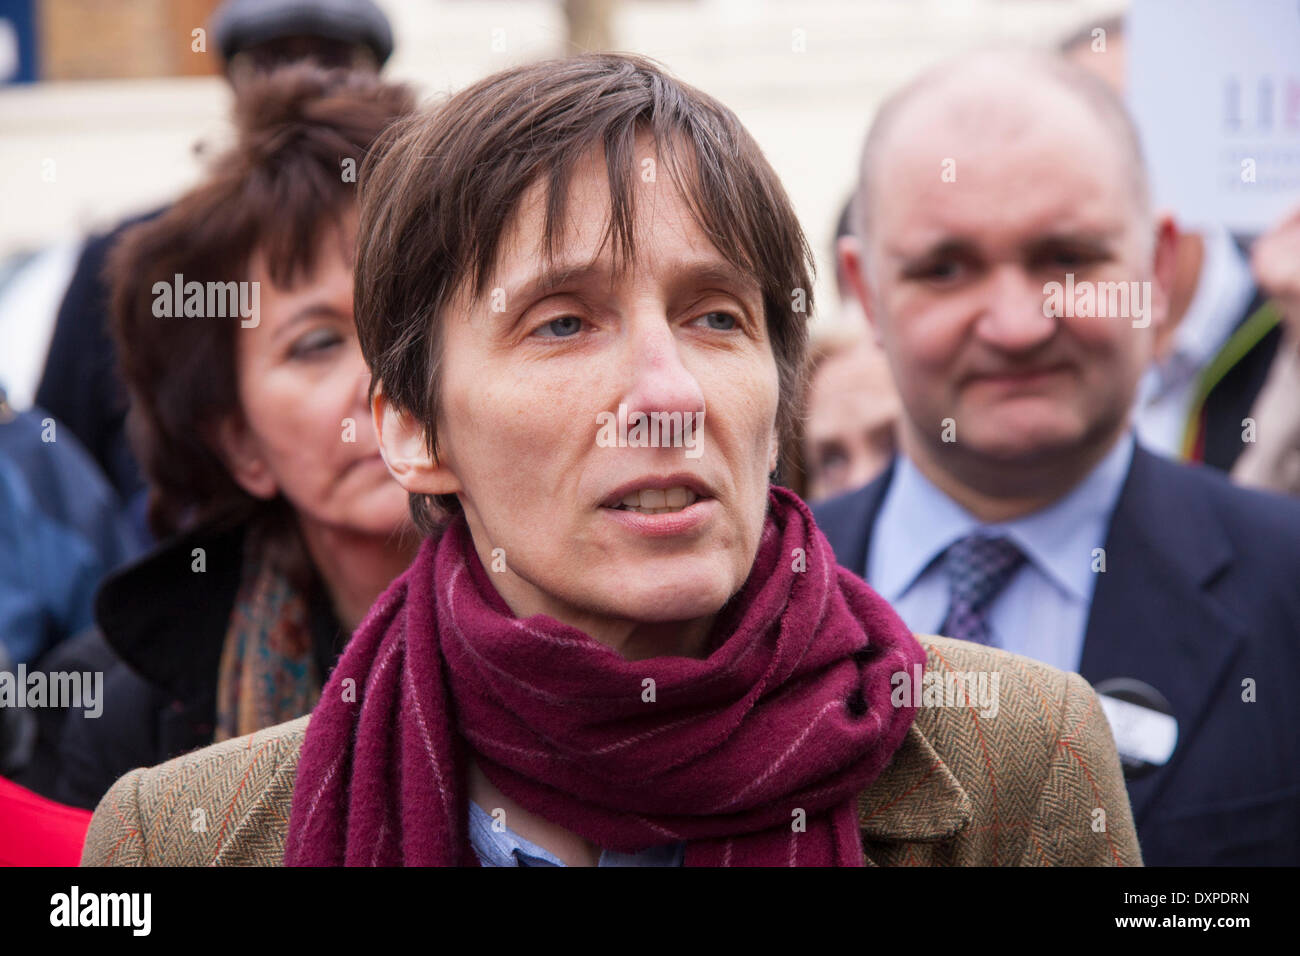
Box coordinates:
[938,534,1026,646]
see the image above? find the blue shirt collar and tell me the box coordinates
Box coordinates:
[873,432,1136,605]
[467,799,684,867]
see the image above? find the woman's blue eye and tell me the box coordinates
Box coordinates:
[700,312,737,331]
[538,316,583,337]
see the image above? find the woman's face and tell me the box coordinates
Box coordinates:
[221,222,410,538]
[381,141,782,648]
[803,340,900,502]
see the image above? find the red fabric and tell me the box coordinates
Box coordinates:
[1188,412,1207,463]
[286,486,925,867]
[0,776,93,867]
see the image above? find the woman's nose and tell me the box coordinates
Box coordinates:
[620,314,707,417]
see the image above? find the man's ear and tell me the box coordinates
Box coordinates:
[837,234,883,346]
[214,415,278,500]
[372,386,462,496]
[1150,212,1180,331]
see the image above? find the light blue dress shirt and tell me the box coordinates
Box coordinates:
[867,433,1136,674]
[468,800,684,867]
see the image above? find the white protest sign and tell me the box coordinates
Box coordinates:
[1128,0,1300,232]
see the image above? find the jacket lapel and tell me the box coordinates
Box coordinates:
[1080,447,1246,823]
[812,458,895,577]
[856,722,972,864]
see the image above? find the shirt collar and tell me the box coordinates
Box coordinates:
[874,432,1136,605]
[1000,432,1134,601]
[466,799,684,867]
[872,456,979,603]
[468,799,566,867]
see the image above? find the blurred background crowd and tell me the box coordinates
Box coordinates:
[1,0,1298,866]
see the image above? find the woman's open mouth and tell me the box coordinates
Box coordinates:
[609,486,701,515]
[600,477,717,537]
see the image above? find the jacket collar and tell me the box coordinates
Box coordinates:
[811,460,895,579]
[856,720,972,852]
[95,521,248,702]
[820,471,974,856]
[98,519,344,708]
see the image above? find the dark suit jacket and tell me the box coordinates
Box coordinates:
[812,445,1300,865]
[35,207,166,504]
[1201,290,1283,472]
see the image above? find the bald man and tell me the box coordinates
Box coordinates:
[814,49,1300,866]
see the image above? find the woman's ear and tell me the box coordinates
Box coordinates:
[372,386,463,496]
[214,415,278,500]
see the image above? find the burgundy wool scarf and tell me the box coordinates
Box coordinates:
[284,485,925,867]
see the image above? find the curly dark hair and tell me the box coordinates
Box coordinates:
[108,63,416,549]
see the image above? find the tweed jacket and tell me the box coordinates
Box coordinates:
[81,635,1142,866]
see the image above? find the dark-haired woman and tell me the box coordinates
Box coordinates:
[56,65,420,809]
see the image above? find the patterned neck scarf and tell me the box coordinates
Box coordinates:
[214,533,323,743]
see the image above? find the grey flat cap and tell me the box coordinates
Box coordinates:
[211,0,394,66]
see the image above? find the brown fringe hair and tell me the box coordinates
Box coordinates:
[353,53,816,534]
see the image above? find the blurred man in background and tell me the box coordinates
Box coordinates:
[818,48,1300,865]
